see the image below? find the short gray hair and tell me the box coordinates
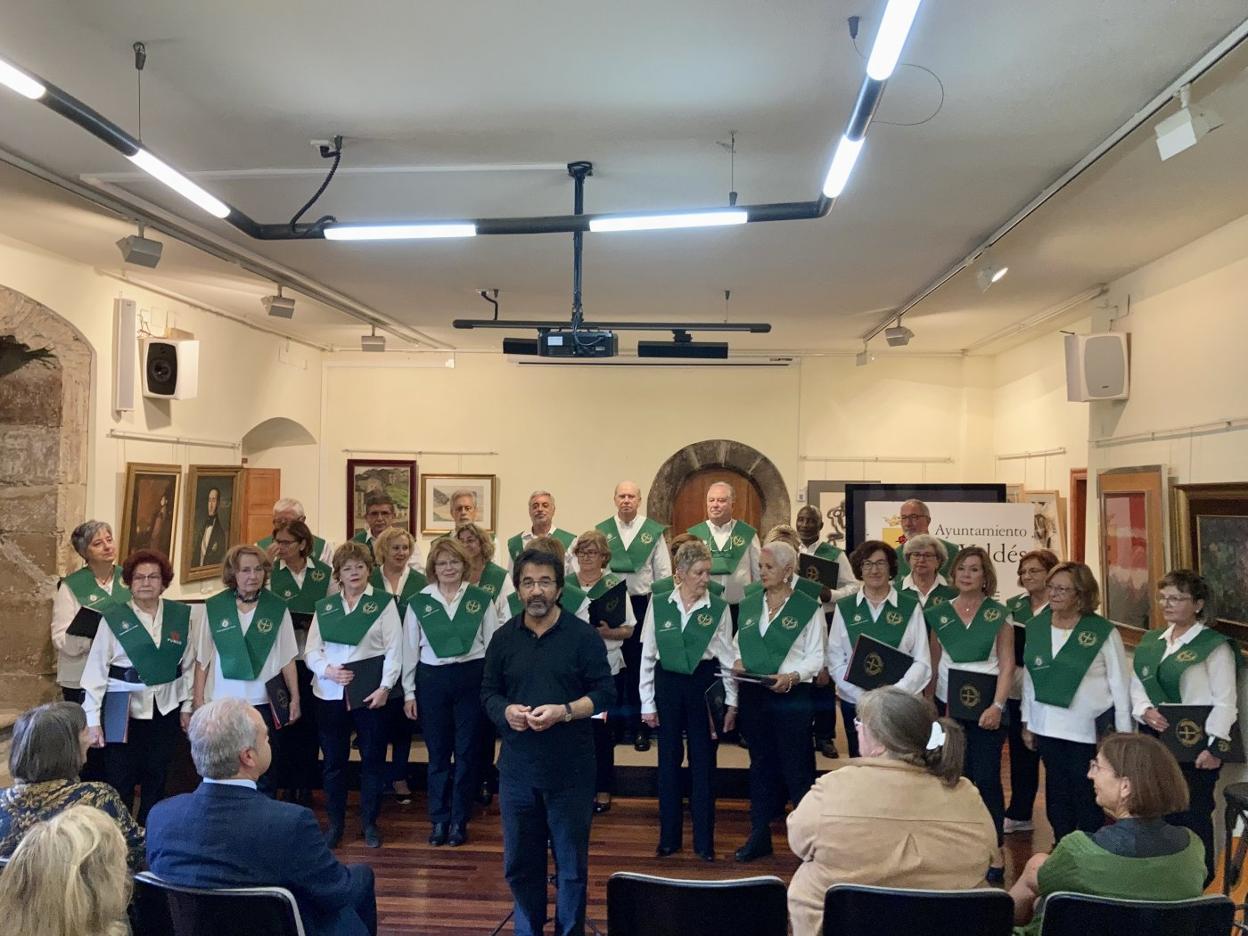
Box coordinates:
[189,698,260,780]
[761,540,797,573]
[674,539,712,575]
[903,533,947,565]
[70,521,112,561]
[10,702,87,782]
[272,497,305,518]
[528,490,555,506]
[450,489,478,506]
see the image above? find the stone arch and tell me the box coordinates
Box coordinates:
[647,439,791,534]
[241,416,317,453]
[0,285,93,708]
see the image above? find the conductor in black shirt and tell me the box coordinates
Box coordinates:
[482,547,615,936]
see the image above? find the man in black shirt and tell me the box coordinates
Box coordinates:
[482,547,615,936]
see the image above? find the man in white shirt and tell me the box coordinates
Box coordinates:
[687,482,760,623]
[505,491,576,570]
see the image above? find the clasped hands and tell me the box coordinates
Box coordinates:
[505,703,567,732]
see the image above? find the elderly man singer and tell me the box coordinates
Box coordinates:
[687,481,760,625]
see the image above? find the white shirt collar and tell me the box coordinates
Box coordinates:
[901,572,947,594]
[666,587,712,613]
[708,517,735,533]
[203,777,258,790]
[857,586,900,607]
[615,513,640,529]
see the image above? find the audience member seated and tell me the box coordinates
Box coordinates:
[786,686,997,936]
[145,697,378,936]
[0,804,132,936]
[1009,733,1205,934]
[0,701,144,869]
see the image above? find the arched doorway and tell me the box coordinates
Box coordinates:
[241,416,319,543]
[671,467,763,535]
[648,439,791,537]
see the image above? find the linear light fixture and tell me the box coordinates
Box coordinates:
[588,210,748,233]
[866,0,924,81]
[127,149,231,219]
[323,222,478,240]
[823,136,865,198]
[0,56,45,99]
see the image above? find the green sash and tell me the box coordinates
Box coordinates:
[811,542,844,562]
[352,530,370,545]
[581,573,623,600]
[506,591,524,619]
[653,593,728,675]
[1133,626,1231,706]
[269,558,332,614]
[897,537,960,579]
[412,585,491,658]
[926,598,1007,664]
[737,588,819,674]
[837,592,919,651]
[315,590,388,647]
[258,534,327,559]
[1025,610,1114,708]
[63,566,130,612]
[561,581,588,616]
[688,520,756,576]
[101,600,190,686]
[652,576,724,598]
[597,517,665,574]
[508,528,576,562]
[369,566,428,619]
[896,577,958,609]
[1006,594,1043,625]
[205,589,288,681]
[476,562,508,602]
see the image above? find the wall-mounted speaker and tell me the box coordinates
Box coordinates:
[1064,332,1129,402]
[112,298,137,412]
[141,338,200,400]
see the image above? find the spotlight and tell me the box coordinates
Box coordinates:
[262,286,295,319]
[884,323,913,347]
[361,325,386,352]
[1155,84,1222,162]
[975,255,1008,292]
[855,347,872,367]
[116,223,163,268]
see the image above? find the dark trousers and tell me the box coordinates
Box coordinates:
[103,706,181,825]
[382,694,413,785]
[1004,697,1040,821]
[254,703,282,798]
[475,712,499,791]
[592,717,614,794]
[62,686,106,782]
[500,773,595,936]
[740,681,816,834]
[655,660,718,853]
[938,701,1006,847]
[812,682,838,742]
[279,659,320,792]
[318,696,386,829]
[1036,734,1102,843]
[1169,761,1220,886]
[839,698,861,758]
[619,594,649,738]
[417,659,484,825]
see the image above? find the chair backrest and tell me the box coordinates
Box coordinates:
[1038,891,1235,936]
[133,871,306,936]
[606,872,788,936]
[822,883,1014,936]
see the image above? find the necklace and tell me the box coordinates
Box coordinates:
[766,589,790,616]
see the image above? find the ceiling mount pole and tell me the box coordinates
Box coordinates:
[567,161,593,329]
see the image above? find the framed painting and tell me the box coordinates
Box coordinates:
[1171,482,1248,644]
[347,459,417,540]
[1098,465,1166,635]
[421,473,497,535]
[844,482,1007,552]
[804,480,879,552]
[181,465,245,583]
[1023,489,1066,560]
[119,463,181,562]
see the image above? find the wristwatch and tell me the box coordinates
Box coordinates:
[563,703,574,722]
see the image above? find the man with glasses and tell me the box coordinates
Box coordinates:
[482,548,615,936]
[258,497,335,565]
[352,491,423,569]
[895,499,959,580]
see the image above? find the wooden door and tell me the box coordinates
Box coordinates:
[242,468,280,544]
[672,467,764,535]
[1069,468,1088,562]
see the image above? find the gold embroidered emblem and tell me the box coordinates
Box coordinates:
[640,531,654,545]
[310,570,326,582]
[283,589,294,598]
[1176,719,1203,748]
[984,608,1001,623]
[605,597,619,611]
[885,610,903,626]
[930,595,945,607]
[696,612,714,628]
[781,615,799,631]
[256,617,274,634]
[1077,630,1097,647]
[864,652,884,677]
[1176,649,1198,663]
[483,583,496,595]
[362,600,379,614]
[466,599,481,614]
[1218,738,1232,754]
[959,683,981,709]
[804,566,820,580]
[731,534,745,548]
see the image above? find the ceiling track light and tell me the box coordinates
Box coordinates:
[975,254,1009,291]
[855,346,873,367]
[884,320,914,346]
[262,285,296,318]
[116,221,163,268]
[1154,83,1222,161]
[361,325,386,352]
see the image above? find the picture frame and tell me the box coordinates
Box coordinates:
[347,459,418,540]
[844,482,1007,552]
[1171,482,1248,644]
[1098,465,1167,636]
[119,463,181,562]
[420,473,497,535]
[181,465,245,583]
[1022,489,1067,560]
[804,480,879,552]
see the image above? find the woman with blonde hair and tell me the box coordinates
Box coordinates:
[0,804,131,936]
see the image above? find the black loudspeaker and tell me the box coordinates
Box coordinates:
[140,339,199,400]
[502,337,539,355]
[637,340,728,359]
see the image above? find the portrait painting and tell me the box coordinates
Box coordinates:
[1098,465,1166,635]
[421,473,497,535]
[1022,489,1066,559]
[347,459,417,540]
[119,463,180,561]
[1172,482,1248,642]
[181,465,245,583]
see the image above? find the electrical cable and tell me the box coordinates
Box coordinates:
[289,134,343,234]
[850,31,944,127]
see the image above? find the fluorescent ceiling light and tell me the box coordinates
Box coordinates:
[324,223,478,241]
[127,149,230,218]
[588,210,748,233]
[822,135,865,198]
[0,57,45,99]
[866,0,924,81]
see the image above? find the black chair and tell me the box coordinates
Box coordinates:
[822,883,1014,936]
[1222,781,1248,894]
[1038,891,1235,935]
[605,872,787,936]
[133,871,306,936]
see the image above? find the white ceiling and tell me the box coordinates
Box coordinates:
[0,1,1246,355]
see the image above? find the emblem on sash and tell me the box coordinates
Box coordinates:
[1077,631,1097,648]
[466,599,482,614]
[1176,719,1203,748]
[482,583,497,595]
[804,566,819,580]
[118,620,134,634]
[930,595,945,607]
[640,531,654,545]
[605,597,619,611]
[1218,738,1232,754]
[1176,649,1198,663]
[256,617,274,634]
[362,601,379,614]
[959,683,981,709]
[89,593,102,603]
[695,612,714,628]
[984,608,1001,623]
[742,618,757,630]
[938,615,951,627]
[424,603,436,615]
[1141,665,1150,676]
[731,534,745,548]
[885,610,903,626]
[864,653,884,677]
[661,620,674,631]
[606,533,615,542]
[167,630,182,644]
[310,570,326,582]
[1034,655,1043,667]
[781,615,799,631]
[283,589,294,598]
[853,614,865,624]
[218,619,231,631]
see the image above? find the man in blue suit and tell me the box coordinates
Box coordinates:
[147,697,377,936]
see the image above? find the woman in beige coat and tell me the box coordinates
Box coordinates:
[787,686,998,936]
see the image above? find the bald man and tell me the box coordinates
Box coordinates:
[895,498,960,580]
[506,491,576,572]
[257,497,334,565]
[687,482,760,623]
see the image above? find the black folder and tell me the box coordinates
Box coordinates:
[344,655,385,710]
[947,669,1005,724]
[1012,623,1027,669]
[66,606,103,640]
[704,679,727,739]
[588,581,629,629]
[289,611,314,630]
[845,635,913,691]
[1157,704,1246,764]
[102,691,131,744]
[799,553,839,589]
[1094,706,1117,739]
[265,673,293,728]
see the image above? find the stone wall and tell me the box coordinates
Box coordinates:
[0,286,92,709]
[647,438,792,533]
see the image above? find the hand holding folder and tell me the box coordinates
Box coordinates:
[588,581,629,629]
[344,655,386,710]
[845,635,913,691]
[799,554,840,589]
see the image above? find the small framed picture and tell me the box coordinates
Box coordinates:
[119,463,181,562]
[420,474,497,535]
[181,465,245,583]
[347,459,418,540]
[1098,465,1167,635]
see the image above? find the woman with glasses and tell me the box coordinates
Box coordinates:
[1002,549,1059,834]
[1021,561,1132,842]
[896,534,957,609]
[826,541,931,758]
[1130,569,1236,885]
[401,537,500,847]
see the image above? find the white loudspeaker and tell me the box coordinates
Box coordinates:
[1064,332,1129,402]
[141,338,200,400]
[112,298,137,412]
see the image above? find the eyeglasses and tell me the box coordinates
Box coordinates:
[860,559,890,570]
[1047,584,1075,595]
[1158,593,1193,605]
[908,551,937,561]
[899,514,928,522]
[519,577,558,590]
[131,573,163,583]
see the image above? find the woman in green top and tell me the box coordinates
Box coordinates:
[897,535,958,609]
[1010,733,1205,934]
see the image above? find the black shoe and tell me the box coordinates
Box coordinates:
[363,825,382,849]
[593,800,612,815]
[447,822,467,847]
[734,833,773,862]
[697,850,716,862]
[475,781,493,806]
[634,735,651,752]
[323,823,343,848]
[429,822,448,846]
[655,844,679,857]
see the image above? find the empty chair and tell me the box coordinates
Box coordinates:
[1038,891,1234,936]
[133,871,306,936]
[821,883,1014,936]
[606,872,787,936]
